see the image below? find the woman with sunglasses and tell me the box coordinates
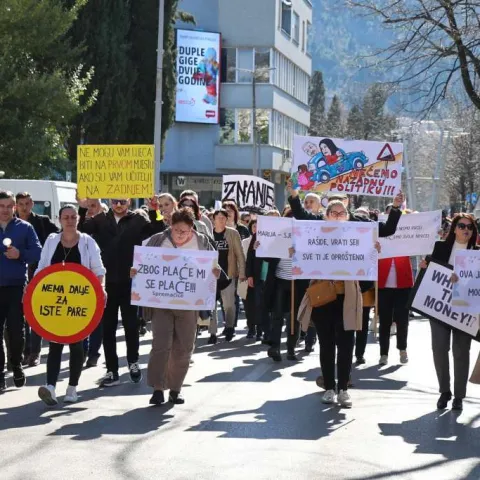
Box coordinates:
[36,204,106,405]
[420,213,478,411]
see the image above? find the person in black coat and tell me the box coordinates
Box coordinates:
[421,213,478,411]
[78,197,166,387]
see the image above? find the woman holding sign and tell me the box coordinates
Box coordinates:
[421,213,478,411]
[131,208,220,405]
[36,205,105,406]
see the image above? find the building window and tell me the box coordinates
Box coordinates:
[238,109,252,143]
[306,21,313,56]
[219,109,235,144]
[237,48,253,82]
[256,109,270,144]
[221,48,236,83]
[292,11,300,45]
[281,0,292,37]
[301,21,305,51]
[255,48,271,83]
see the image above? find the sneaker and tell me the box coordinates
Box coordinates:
[13,366,26,388]
[64,385,78,403]
[129,363,142,383]
[85,356,99,368]
[267,347,282,362]
[379,355,388,366]
[169,390,185,404]
[28,354,40,367]
[149,390,165,405]
[207,334,217,345]
[356,356,366,365]
[338,390,353,408]
[322,389,337,404]
[100,371,120,387]
[399,350,409,364]
[246,328,255,339]
[38,385,58,406]
[225,327,235,342]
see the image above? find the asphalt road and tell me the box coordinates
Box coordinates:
[1,316,480,480]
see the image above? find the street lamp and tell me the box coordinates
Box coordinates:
[231,66,276,177]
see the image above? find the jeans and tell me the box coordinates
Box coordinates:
[24,323,42,357]
[312,296,355,391]
[0,286,25,372]
[270,278,300,352]
[83,322,103,360]
[102,282,139,374]
[47,341,84,387]
[379,288,411,356]
[355,307,372,359]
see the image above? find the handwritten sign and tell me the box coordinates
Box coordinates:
[77,144,154,199]
[131,246,218,310]
[256,216,293,259]
[378,210,441,259]
[23,263,105,344]
[222,175,275,210]
[453,250,480,313]
[410,260,479,336]
[292,220,379,280]
[292,135,403,198]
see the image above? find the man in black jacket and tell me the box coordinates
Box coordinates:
[15,192,59,367]
[78,197,166,387]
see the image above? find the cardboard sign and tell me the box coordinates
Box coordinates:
[131,246,218,310]
[292,136,403,198]
[23,263,105,344]
[410,260,479,336]
[453,250,480,313]
[77,145,154,199]
[292,220,379,280]
[378,210,441,259]
[222,175,275,210]
[256,216,293,260]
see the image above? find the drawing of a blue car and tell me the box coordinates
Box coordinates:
[308,150,368,183]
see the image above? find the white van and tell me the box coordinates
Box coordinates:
[0,179,77,226]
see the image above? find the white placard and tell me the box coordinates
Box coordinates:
[453,250,480,313]
[292,135,403,197]
[222,175,275,210]
[411,260,479,336]
[256,216,293,259]
[131,246,218,311]
[378,210,441,258]
[292,220,379,280]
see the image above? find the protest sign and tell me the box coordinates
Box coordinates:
[23,263,105,344]
[292,135,403,198]
[378,210,441,259]
[292,220,379,280]
[256,216,293,259]
[410,260,479,336]
[131,246,218,310]
[77,145,154,199]
[222,175,275,210]
[452,250,480,313]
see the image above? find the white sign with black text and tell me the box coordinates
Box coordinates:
[256,216,293,259]
[222,175,275,210]
[453,250,480,313]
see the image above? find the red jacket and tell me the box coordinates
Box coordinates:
[378,257,414,289]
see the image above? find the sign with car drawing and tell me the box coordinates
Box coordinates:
[292,136,403,198]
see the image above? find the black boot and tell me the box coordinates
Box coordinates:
[437,392,452,410]
[267,347,282,362]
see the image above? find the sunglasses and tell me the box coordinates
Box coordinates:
[112,199,127,205]
[457,223,474,231]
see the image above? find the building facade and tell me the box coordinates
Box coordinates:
[162,0,313,207]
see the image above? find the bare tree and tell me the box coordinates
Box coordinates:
[348,0,480,115]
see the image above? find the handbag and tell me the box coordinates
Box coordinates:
[306,281,337,308]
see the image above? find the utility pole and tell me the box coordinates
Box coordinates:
[153,0,165,193]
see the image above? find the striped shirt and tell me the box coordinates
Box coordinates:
[275,258,292,280]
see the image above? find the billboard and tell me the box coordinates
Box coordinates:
[175,29,221,124]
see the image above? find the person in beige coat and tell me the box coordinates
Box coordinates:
[131,208,220,406]
[208,209,246,343]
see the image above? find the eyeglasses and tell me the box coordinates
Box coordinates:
[111,200,127,205]
[329,211,347,218]
[457,223,474,231]
[172,228,191,236]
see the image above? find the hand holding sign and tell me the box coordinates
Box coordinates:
[393,190,404,208]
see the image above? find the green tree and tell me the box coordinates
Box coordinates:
[345,104,363,139]
[0,0,91,179]
[309,71,325,136]
[362,84,395,141]
[325,95,344,137]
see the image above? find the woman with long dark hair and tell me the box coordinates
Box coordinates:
[421,213,478,411]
